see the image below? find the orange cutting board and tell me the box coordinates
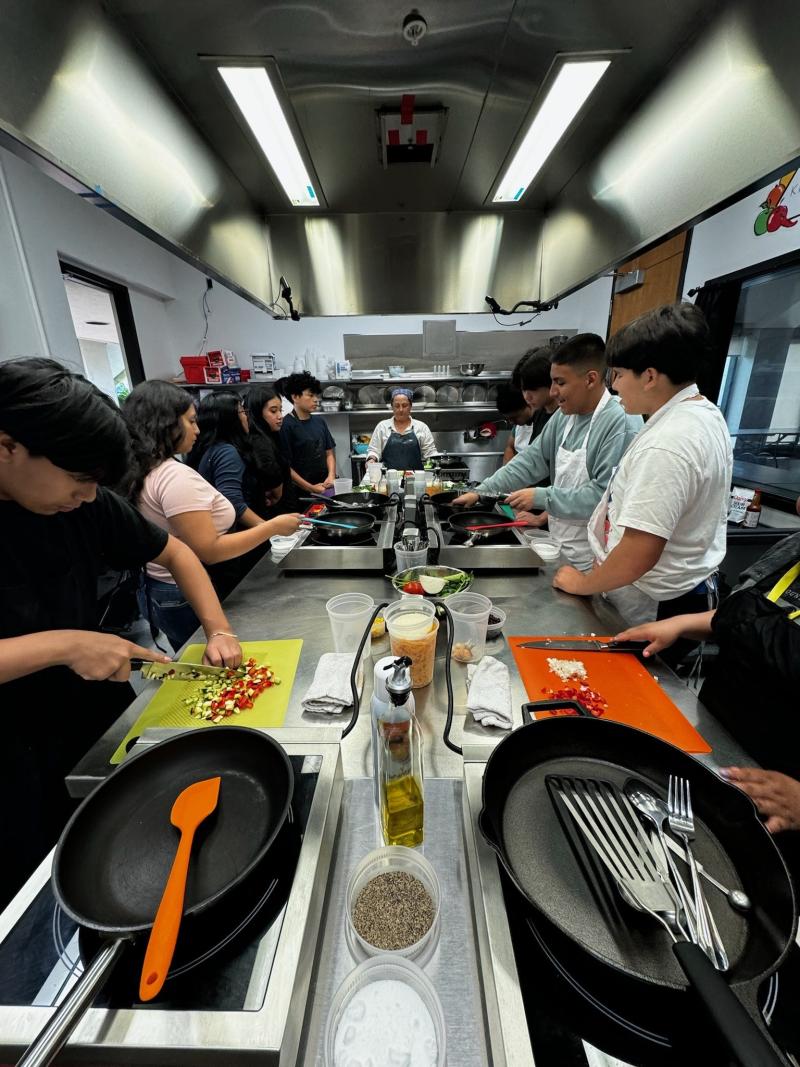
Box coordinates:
[509,635,710,754]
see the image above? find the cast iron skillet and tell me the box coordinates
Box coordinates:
[18,727,294,1067]
[479,716,796,1067]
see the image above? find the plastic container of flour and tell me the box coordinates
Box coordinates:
[324,954,447,1067]
[344,845,441,965]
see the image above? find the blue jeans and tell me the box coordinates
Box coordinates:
[138,576,200,654]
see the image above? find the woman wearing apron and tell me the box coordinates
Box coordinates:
[553,304,733,654]
[366,389,437,470]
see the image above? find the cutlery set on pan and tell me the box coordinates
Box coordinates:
[549,773,750,971]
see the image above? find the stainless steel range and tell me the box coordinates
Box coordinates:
[280,496,405,573]
[0,729,343,1066]
[419,498,545,571]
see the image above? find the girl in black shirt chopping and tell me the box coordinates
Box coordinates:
[0,358,242,907]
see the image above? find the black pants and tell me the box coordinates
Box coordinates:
[656,588,712,669]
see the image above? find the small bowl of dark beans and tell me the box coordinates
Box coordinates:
[487,606,506,637]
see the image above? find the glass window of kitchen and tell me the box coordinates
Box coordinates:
[61,265,144,404]
[718,262,800,502]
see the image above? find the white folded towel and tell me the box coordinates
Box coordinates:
[466,656,513,730]
[301,653,364,715]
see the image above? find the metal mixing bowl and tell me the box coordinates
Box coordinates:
[458,363,485,376]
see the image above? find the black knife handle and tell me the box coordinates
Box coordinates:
[673,941,788,1066]
[129,659,145,671]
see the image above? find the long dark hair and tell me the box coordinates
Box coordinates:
[0,357,131,486]
[246,385,281,439]
[121,380,193,500]
[188,391,252,470]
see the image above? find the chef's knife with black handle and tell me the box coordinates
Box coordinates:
[516,639,649,655]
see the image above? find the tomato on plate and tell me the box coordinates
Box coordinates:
[402,580,425,595]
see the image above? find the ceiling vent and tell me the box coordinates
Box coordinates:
[377,96,447,167]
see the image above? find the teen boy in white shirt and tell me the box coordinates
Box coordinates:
[553,303,733,657]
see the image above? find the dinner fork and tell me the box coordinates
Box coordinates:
[667,775,721,969]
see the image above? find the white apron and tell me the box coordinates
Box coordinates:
[548,389,612,571]
[587,384,700,625]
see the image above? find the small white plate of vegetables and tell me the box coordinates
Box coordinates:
[391,565,473,598]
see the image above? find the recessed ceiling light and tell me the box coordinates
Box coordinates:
[218,65,320,208]
[493,58,611,204]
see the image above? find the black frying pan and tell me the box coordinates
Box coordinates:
[306,507,376,542]
[303,490,391,512]
[479,716,796,1067]
[448,509,515,542]
[18,727,293,1067]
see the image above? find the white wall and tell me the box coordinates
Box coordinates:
[683,168,800,295]
[0,143,613,382]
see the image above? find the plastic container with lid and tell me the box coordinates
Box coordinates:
[384,601,438,689]
[324,954,446,1067]
[345,846,441,965]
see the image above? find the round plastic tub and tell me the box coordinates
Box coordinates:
[487,605,507,637]
[446,591,492,664]
[528,538,560,561]
[324,955,447,1067]
[345,846,441,966]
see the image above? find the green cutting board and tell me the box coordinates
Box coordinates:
[111,639,303,764]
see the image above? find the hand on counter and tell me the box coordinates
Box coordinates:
[322,476,335,490]
[552,565,590,595]
[452,491,479,507]
[721,767,800,833]
[203,632,243,668]
[505,488,536,512]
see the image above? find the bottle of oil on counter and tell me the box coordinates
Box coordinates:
[371,655,424,847]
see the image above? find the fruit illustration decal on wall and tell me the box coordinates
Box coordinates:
[754,170,798,236]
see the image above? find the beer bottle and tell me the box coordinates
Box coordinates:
[743,488,762,528]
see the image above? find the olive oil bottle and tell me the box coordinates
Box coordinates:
[382,771,424,847]
[372,656,425,847]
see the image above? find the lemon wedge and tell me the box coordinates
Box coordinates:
[419,574,446,594]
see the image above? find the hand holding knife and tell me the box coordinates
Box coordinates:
[130,660,246,682]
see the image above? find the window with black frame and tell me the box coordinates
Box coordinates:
[718,262,800,502]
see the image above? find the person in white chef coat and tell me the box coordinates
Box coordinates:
[553,303,733,660]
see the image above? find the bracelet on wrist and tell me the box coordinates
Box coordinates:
[208,630,238,640]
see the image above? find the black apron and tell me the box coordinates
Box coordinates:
[381,426,424,469]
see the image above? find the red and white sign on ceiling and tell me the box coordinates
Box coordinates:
[377,96,448,167]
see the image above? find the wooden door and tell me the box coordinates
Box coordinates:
[609,232,688,336]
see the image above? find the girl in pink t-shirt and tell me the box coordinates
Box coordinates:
[122,382,301,650]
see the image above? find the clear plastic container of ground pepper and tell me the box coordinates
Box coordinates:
[345,846,441,967]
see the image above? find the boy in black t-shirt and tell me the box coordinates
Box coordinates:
[0,358,242,906]
[279,371,336,495]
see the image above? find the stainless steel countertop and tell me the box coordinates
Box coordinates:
[298,778,487,1066]
[69,550,747,795]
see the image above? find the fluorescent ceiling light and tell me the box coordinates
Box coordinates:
[218,66,319,208]
[493,59,611,203]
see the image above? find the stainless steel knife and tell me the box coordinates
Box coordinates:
[516,639,649,654]
[130,660,245,681]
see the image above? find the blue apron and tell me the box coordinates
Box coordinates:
[381,425,424,469]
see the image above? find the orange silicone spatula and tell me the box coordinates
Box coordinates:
[139,776,221,1002]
